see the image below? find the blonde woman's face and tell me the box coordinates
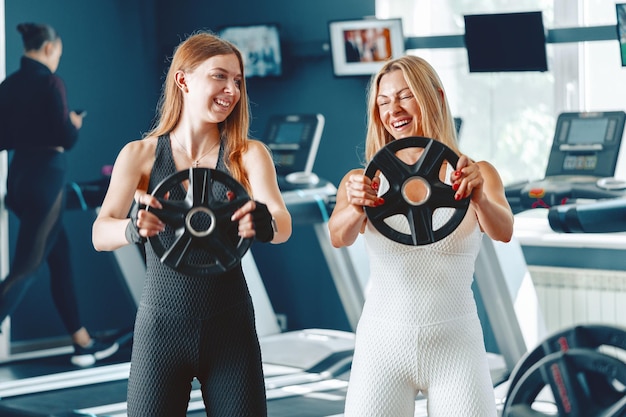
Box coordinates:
[376,69,423,139]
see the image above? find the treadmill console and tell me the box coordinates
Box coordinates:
[506,111,626,213]
[545,111,626,178]
[263,114,336,224]
[264,114,324,184]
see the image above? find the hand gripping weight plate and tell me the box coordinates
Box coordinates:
[146,167,252,276]
[363,136,470,245]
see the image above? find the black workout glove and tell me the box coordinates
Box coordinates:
[252,201,275,243]
[125,201,147,245]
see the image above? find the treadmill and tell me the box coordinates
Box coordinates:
[507,111,626,214]
[508,111,626,266]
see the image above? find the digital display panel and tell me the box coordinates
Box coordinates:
[567,118,609,145]
[563,155,597,171]
[274,122,305,144]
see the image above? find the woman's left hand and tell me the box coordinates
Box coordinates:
[231,200,275,242]
[451,155,484,202]
[231,200,257,238]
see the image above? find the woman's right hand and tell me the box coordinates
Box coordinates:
[328,170,383,248]
[344,174,383,210]
[69,111,84,129]
[134,193,165,238]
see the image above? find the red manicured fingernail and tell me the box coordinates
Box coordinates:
[226,191,235,201]
[452,183,459,191]
[455,170,461,176]
[372,182,379,190]
[377,197,385,205]
[454,194,461,201]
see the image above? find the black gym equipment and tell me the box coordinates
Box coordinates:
[147,167,252,276]
[363,136,469,246]
[502,324,626,417]
[506,111,626,214]
[264,114,325,191]
[548,197,626,233]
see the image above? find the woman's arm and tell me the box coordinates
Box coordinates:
[233,139,292,244]
[328,169,381,248]
[452,156,514,242]
[47,75,79,150]
[92,138,163,251]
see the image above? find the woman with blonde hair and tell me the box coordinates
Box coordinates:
[329,55,513,416]
[93,31,291,417]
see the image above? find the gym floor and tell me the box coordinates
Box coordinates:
[0,342,351,417]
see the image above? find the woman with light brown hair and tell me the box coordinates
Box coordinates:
[93,31,291,416]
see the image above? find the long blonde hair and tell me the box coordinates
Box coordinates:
[364,55,460,163]
[145,31,252,191]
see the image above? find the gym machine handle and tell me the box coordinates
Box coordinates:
[548,197,626,233]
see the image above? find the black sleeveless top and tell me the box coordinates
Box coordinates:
[141,134,253,320]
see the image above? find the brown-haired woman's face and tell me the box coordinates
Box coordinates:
[376,69,423,139]
[182,53,242,124]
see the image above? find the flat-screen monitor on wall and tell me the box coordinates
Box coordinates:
[328,18,405,77]
[617,3,626,67]
[218,24,282,78]
[464,11,548,73]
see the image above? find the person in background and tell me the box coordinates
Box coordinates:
[92,31,291,416]
[0,22,117,367]
[328,55,514,417]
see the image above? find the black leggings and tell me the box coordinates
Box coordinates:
[0,150,82,335]
[127,301,266,417]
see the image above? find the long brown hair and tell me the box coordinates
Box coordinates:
[145,31,252,191]
[364,55,460,163]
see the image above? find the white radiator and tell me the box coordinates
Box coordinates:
[529,265,626,334]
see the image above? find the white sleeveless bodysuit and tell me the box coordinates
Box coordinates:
[343,173,497,417]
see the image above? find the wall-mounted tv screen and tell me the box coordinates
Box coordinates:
[218,24,282,78]
[464,11,548,73]
[328,18,405,77]
[617,3,626,67]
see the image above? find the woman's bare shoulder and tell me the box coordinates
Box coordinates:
[121,135,158,154]
[245,138,271,154]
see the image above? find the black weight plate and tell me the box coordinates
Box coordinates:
[504,348,626,417]
[363,136,470,245]
[146,167,252,276]
[506,324,626,408]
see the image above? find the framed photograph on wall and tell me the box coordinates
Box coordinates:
[328,18,405,77]
[218,23,283,78]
